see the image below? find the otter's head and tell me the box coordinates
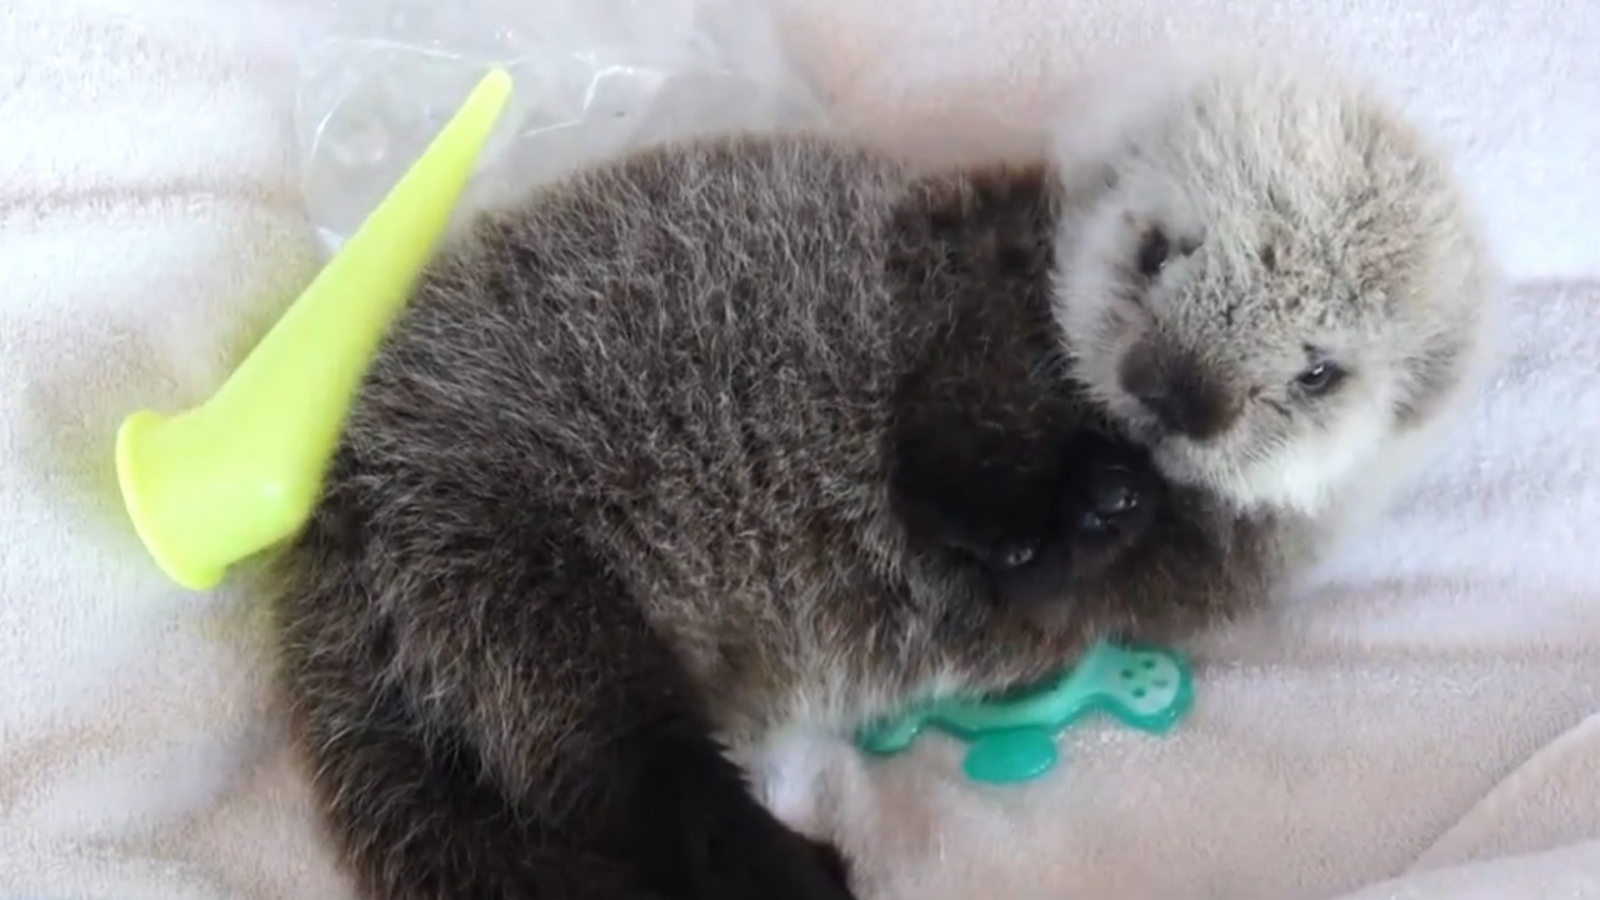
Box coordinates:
[1050,57,1499,517]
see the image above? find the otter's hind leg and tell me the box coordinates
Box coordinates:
[282,667,649,899]
[276,517,856,900]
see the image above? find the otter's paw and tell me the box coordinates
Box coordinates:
[1058,459,1159,575]
[1071,465,1149,534]
[955,534,1043,571]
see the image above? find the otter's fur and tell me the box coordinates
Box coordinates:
[269,57,1495,900]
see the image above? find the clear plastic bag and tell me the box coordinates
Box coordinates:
[294,0,830,254]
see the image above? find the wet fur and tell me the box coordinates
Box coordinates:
[270,59,1493,900]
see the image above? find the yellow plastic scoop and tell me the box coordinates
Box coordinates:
[116,67,514,591]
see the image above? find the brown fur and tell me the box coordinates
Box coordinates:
[270,135,1284,900]
[268,58,1494,900]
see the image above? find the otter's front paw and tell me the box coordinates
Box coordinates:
[1059,458,1159,576]
[954,534,1043,571]
[1072,465,1147,534]
[984,436,1162,612]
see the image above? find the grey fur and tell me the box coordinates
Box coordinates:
[1052,56,1498,519]
[269,56,1495,900]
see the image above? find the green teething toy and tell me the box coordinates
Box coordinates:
[856,641,1194,784]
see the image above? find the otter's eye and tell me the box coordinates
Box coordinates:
[1294,361,1346,396]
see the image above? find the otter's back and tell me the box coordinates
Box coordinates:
[330,133,910,627]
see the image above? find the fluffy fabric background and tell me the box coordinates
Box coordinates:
[1,0,1597,898]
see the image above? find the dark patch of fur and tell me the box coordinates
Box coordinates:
[271,133,1286,900]
[882,163,1156,604]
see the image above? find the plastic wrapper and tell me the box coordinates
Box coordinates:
[294,0,830,254]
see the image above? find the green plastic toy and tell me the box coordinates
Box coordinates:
[856,641,1194,784]
[115,68,514,590]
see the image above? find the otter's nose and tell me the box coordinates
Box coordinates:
[1117,342,1235,441]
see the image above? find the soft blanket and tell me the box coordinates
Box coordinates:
[2,0,1597,898]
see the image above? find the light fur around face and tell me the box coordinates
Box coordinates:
[1051,57,1499,519]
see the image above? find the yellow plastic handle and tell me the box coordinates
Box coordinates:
[116,67,514,590]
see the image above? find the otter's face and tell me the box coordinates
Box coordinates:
[1051,63,1496,516]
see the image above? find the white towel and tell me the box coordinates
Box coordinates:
[0,1,338,896]
[1,0,1596,898]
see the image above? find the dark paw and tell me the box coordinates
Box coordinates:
[995,543,1039,569]
[1071,465,1146,534]
[1059,461,1159,576]
[945,535,1040,571]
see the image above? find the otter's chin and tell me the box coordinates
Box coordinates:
[1148,438,1292,514]
[1149,441,1224,489]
